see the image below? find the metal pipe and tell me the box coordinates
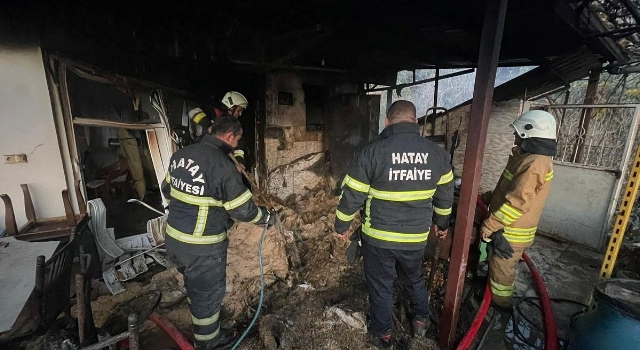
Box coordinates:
[608,64,640,75]
[73,118,164,130]
[114,244,165,267]
[439,0,508,348]
[127,199,167,217]
[80,331,130,350]
[548,104,640,108]
[230,59,347,73]
[366,69,474,93]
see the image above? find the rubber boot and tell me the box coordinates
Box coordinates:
[194,330,236,350]
[369,333,394,349]
[412,316,430,337]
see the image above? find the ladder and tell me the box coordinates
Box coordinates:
[600,142,640,279]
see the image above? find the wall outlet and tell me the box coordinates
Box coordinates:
[4,154,28,164]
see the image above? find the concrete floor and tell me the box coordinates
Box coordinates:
[481,234,604,349]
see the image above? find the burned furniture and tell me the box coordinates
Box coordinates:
[1,180,88,242]
[0,238,75,342]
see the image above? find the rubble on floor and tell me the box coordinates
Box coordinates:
[19,185,447,350]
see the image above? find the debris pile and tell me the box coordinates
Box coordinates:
[225,222,289,318]
[20,185,447,350]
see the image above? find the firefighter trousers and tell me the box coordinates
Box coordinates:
[168,241,228,349]
[488,241,532,307]
[362,239,429,337]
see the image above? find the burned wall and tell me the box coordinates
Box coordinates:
[324,93,380,184]
[264,72,325,201]
[429,99,522,192]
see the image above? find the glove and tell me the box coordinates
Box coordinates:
[483,229,514,260]
[346,227,363,264]
[259,206,277,228]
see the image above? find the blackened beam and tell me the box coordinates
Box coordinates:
[364,69,475,93]
[439,0,508,348]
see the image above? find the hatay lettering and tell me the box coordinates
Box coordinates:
[392,152,429,164]
[170,157,206,195]
[388,152,431,181]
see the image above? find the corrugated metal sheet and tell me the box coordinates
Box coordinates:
[494,47,603,102]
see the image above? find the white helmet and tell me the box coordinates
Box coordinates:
[221,91,248,109]
[511,110,557,140]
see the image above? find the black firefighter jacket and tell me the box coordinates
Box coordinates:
[162,134,269,255]
[334,122,455,251]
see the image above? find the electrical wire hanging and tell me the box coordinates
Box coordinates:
[150,89,180,145]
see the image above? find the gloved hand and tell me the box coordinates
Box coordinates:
[346,227,363,264]
[483,229,514,260]
[259,206,277,228]
[480,191,493,205]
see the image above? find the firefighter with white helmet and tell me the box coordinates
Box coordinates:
[188,91,249,167]
[221,91,248,117]
[481,110,557,311]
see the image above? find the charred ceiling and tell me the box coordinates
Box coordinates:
[0,0,638,90]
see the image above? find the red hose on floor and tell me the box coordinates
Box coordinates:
[455,197,558,350]
[456,283,492,350]
[149,312,196,350]
[522,252,558,350]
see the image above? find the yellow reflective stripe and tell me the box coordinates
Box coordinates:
[362,224,429,243]
[365,196,372,227]
[504,227,537,234]
[494,211,515,225]
[193,206,208,236]
[171,188,223,206]
[224,190,252,210]
[165,171,170,183]
[192,111,207,124]
[368,187,435,202]
[503,227,537,243]
[499,203,523,219]
[434,206,452,216]
[343,175,370,193]
[250,209,263,224]
[503,169,513,180]
[545,170,554,182]
[438,170,454,185]
[490,279,514,297]
[192,310,220,326]
[336,209,356,222]
[233,150,245,158]
[166,224,226,244]
[194,325,220,341]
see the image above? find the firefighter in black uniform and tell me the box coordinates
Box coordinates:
[334,100,454,348]
[162,116,274,350]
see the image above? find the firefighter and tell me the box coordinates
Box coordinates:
[189,91,249,167]
[334,100,454,348]
[162,116,274,350]
[481,110,557,310]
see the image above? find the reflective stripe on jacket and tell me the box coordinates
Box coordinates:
[334,122,454,251]
[485,146,553,244]
[163,134,268,254]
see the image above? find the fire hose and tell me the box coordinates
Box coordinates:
[456,197,558,350]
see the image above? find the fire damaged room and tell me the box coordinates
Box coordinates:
[1,0,640,349]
